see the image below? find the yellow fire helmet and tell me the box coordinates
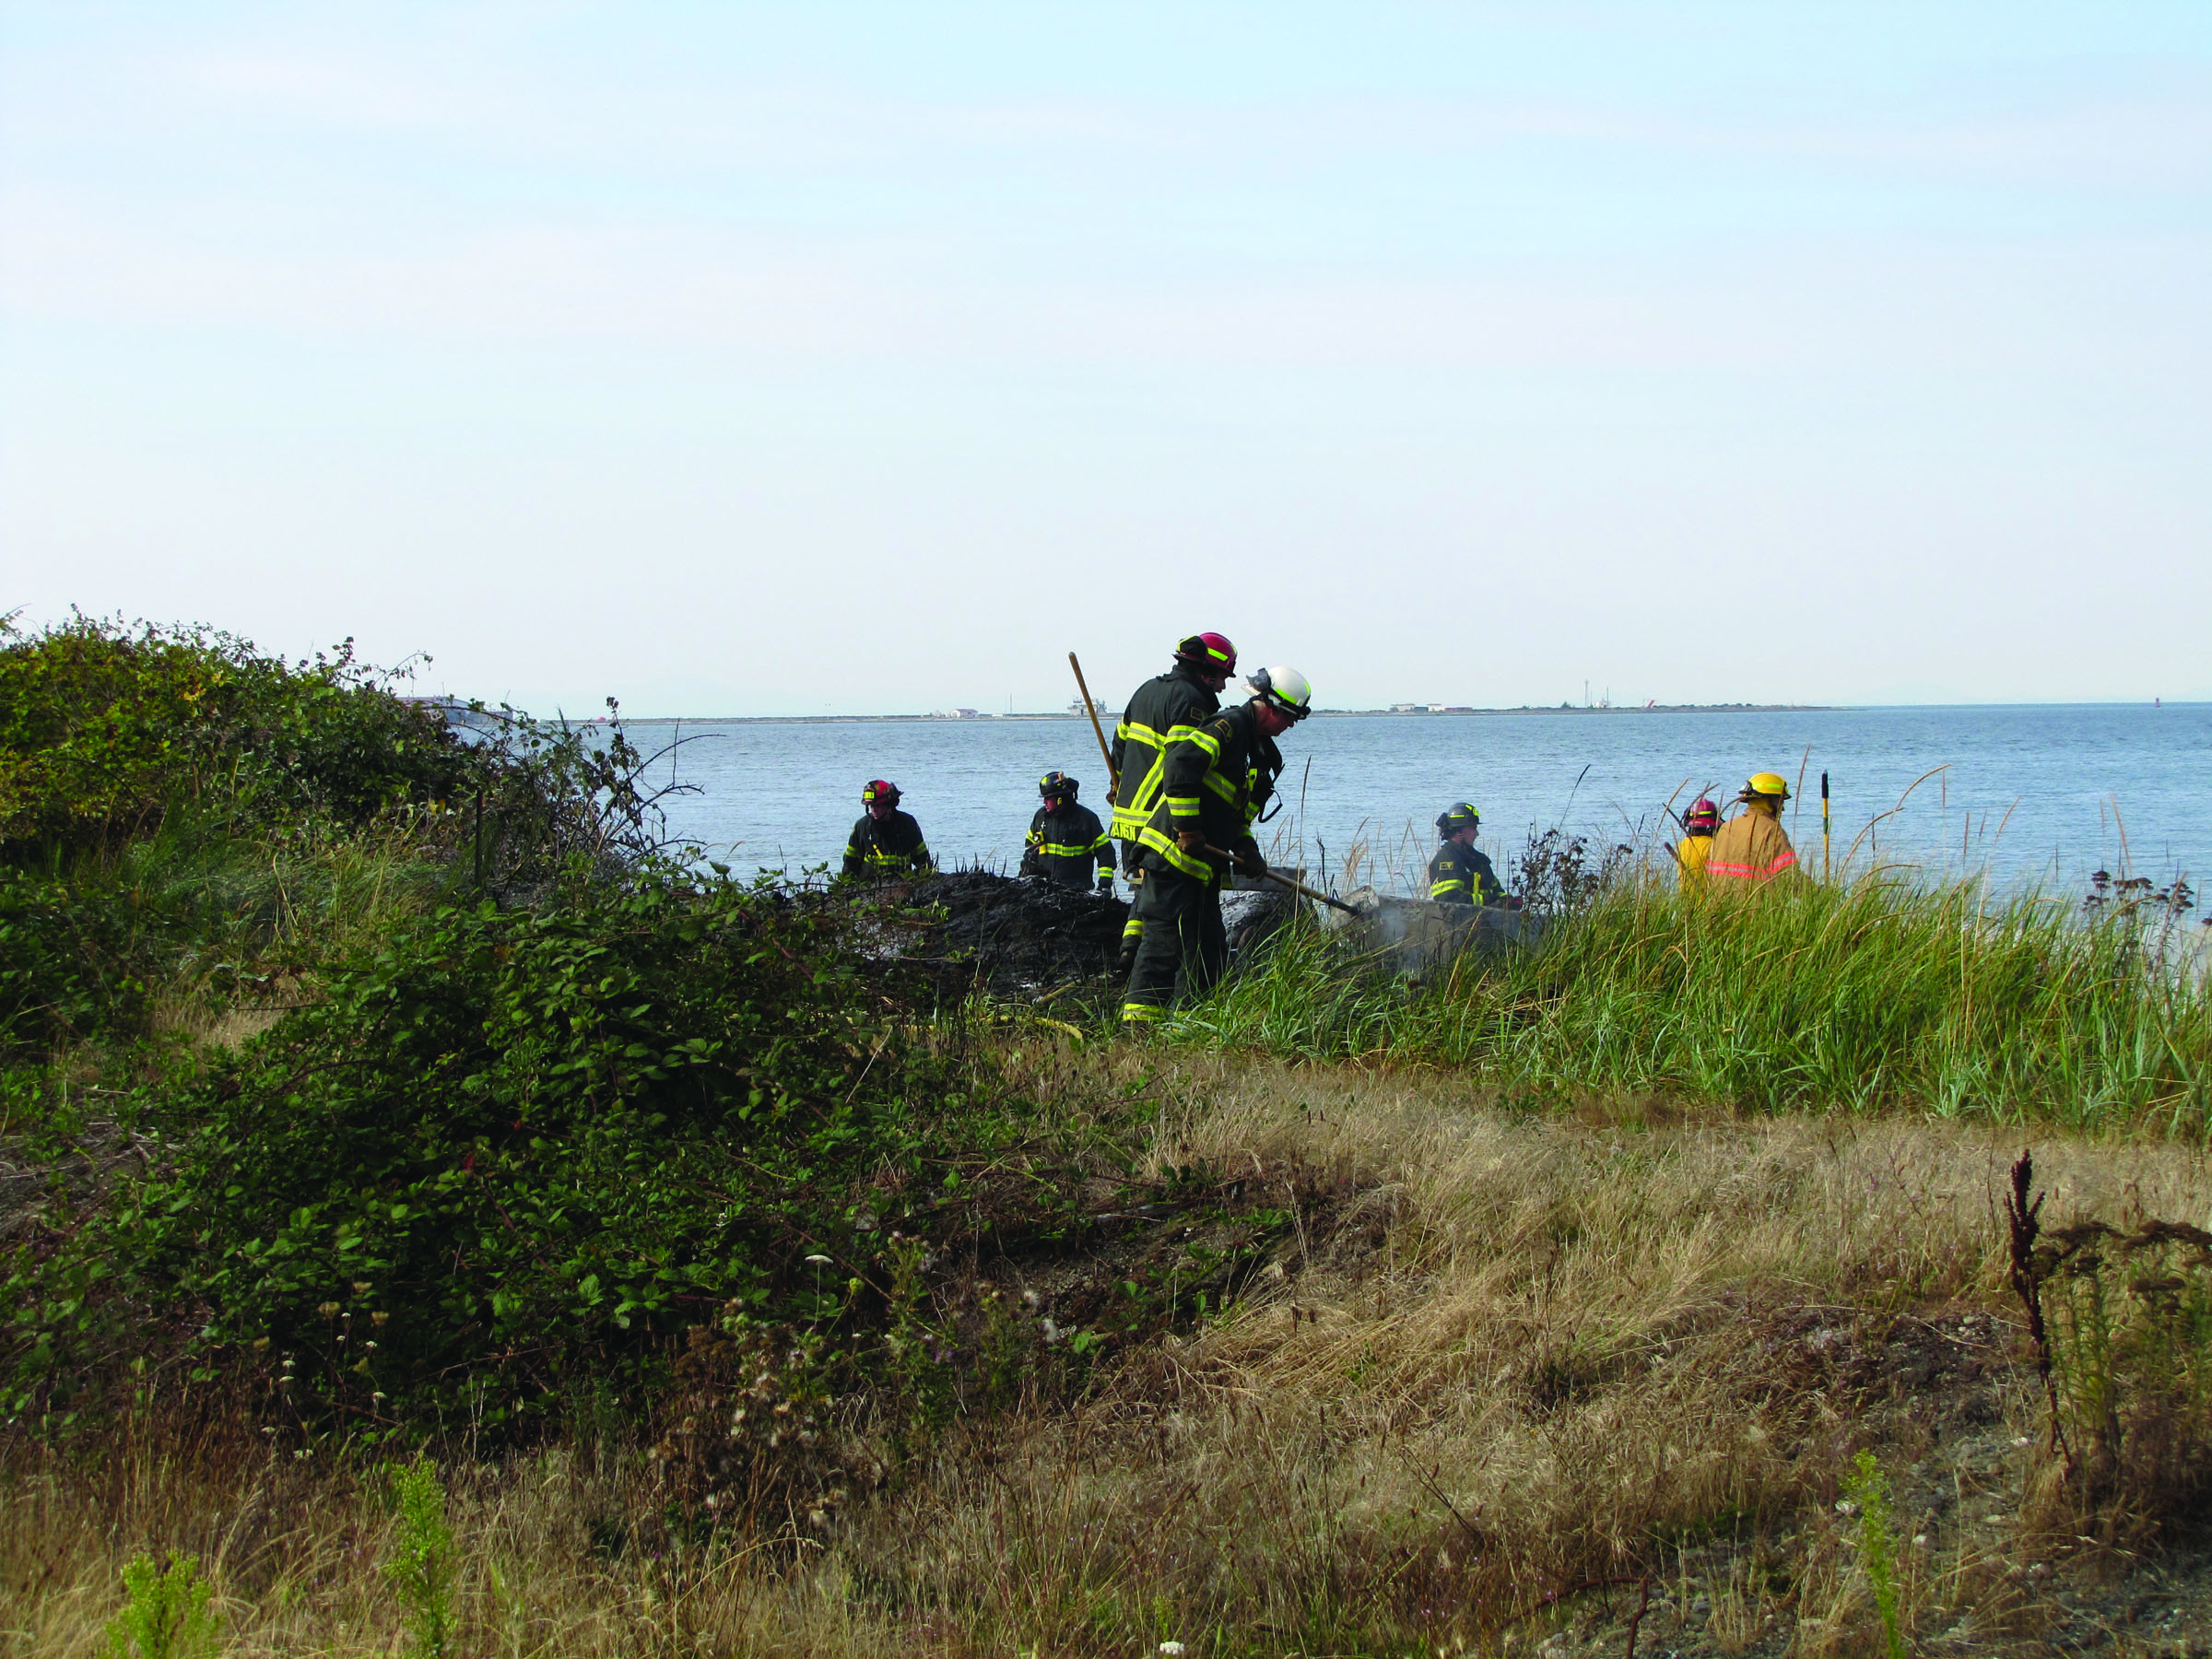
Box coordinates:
[1742,771,1792,800]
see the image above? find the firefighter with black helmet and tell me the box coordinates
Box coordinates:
[1123,665,1313,1024]
[1020,771,1114,891]
[1109,631,1237,971]
[1429,804,1504,906]
[841,780,934,878]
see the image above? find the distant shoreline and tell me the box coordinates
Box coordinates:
[618,703,1838,725]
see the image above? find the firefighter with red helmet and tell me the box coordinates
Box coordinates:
[1021,771,1114,891]
[1109,631,1237,970]
[1122,666,1313,1024]
[841,780,934,879]
[1675,796,1721,890]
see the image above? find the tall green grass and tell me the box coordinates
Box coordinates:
[1179,877,2212,1132]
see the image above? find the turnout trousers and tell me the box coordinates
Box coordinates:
[1121,865,1226,1022]
[1113,847,1145,974]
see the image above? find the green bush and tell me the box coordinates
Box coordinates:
[4,868,978,1435]
[0,867,158,1056]
[0,615,684,1068]
[0,614,470,852]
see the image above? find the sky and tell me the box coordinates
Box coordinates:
[3,3,2208,716]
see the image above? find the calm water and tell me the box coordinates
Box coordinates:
[635,705,2211,901]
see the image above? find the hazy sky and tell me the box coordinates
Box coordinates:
[5,4,2207,715]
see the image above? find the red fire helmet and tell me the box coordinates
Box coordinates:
[1173,631,1238,675]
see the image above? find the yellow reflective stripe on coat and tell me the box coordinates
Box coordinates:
[1430,877,1469,900]
[1112,743,1176,840]
[1135,824,1216,880]
[1177,724,1221,759]
[1034,841,1101,858]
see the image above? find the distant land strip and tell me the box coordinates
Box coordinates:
[617,702,1836,725]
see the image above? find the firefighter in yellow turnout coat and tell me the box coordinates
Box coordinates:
[1674,796,1721,891]
[1705,773,1800,886]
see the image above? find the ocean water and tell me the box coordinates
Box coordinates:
[634,704,2212,902]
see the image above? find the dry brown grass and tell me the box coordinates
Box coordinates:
[9,1052,2210,1657]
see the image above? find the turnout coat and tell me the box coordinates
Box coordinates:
[1704,806,1797,885]
[1022,801,1113,888]
[842,809,933,878]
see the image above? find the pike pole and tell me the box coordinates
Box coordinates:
[1190,840,1365,916]
[1261,865,1366,917]
[1068,652,1117,794]
[1821,771,1831,882]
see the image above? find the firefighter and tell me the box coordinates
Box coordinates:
[1428,804,1504,905]
[1108,631,1237,971]
[1020,771,1114,891]
[841,780,934,878]
[1705,772,1799,886]
[1674,796,1721,890]
[1122,665,1312,1024]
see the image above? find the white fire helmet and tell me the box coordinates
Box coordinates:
[1248,665,1313,722]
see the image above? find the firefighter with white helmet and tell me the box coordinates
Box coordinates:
[1122,665,1312,1023]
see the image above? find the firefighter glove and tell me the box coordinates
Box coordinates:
[1175,828,1206,854]
[1233,843,1266,878]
